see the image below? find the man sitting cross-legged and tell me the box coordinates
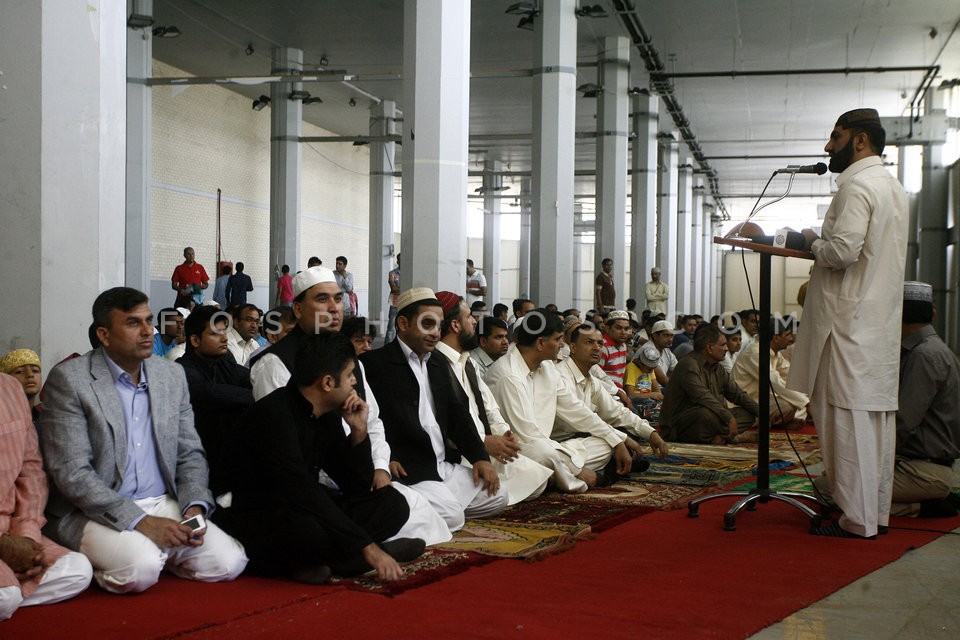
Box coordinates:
[486,310,649,493]
[433,291,551,505]
[0,374,93,621]
[249,267,450,546]
[40,287,248,593]
[175,306,254,498]
[730,315,808,427]
[558,324,669,484]
[213,333,424,583]
[361,288,508,532]
[815,282,960,520]
[660,323,760,445]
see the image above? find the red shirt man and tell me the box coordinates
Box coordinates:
[171,247,209,308]
[599,310,631,389]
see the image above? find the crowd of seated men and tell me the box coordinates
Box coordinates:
[0,270,956,619]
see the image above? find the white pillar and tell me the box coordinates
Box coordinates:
[519,177,532,298]
[269,47,303,294]
[0,0,126,363]
[712,217,723,314]
[368,100,397,329]
[917,89,949,336]
[401,0,470,292]
[530,0,577,306]
[126,0,152,294]
[631,92,659,309]
[482,158,503,306]
[675,160,693,316]
[595,36,629,308]
[657,136,680,322]
[690,178,705,315]
[698,192,713,315]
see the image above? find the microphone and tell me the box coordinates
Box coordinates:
[776,162,828,175]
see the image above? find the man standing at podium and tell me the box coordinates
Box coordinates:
[788,108,908,539]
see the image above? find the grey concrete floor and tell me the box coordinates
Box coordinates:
[750,460,960,640]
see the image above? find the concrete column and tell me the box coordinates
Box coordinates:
[898,145,919,281]
[657,135,680,322]
[126,0,152,294]
[630,92,658,309]
[699,196,713,315]
[712,217,723,313]
[482,158,503,306]
[368,100,397,331]
[690,179,705,314]
[675,160,693,315]
[519,177,532,298]
[401,0,470,292]
[269,47,303,295]
[918,157,949,335]
[595,36,629,307]
[530,0,577,306]
[0,0,126,363]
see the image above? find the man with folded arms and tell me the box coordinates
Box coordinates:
[486,310,648,493]
[434,291,551,505]
[362,288,508,531]
[214,333,422,583]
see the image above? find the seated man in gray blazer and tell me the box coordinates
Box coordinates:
[40,287,248,593]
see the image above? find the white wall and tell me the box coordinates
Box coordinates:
[149,61,370,313]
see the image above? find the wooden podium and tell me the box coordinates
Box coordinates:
[686,237,825,530]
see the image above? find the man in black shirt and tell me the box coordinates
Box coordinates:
[213,332,422,583]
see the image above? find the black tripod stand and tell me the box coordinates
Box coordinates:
[687,238,825,530]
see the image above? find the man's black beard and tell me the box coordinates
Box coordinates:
[828,135,855,173]
[459,332,479,352]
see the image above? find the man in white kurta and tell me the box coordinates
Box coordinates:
[558,324,669,461]
[434,292,551,505]
[787,108,908,539]
[644,268,668,314]
[732,317,808,423]
[485,311,646,493]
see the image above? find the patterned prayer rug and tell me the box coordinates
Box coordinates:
[641,458,753,486]
[559,478,716,510]
[732,473,816,494]
[433,519,590,560]
[328,548,496,596]
[498,495,655,532]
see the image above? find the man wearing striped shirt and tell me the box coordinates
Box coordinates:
[598,310,631,390]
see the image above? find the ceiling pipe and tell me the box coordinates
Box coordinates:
[655,65,937,79]
[610,0,728,218]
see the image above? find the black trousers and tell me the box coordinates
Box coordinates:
[214,485,409,575]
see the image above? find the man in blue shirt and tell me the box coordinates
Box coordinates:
[151,308,183,357]
[40,287,248,593]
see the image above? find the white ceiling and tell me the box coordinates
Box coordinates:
[150,0,960,223]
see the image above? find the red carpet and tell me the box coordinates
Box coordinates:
[7,500,957,639]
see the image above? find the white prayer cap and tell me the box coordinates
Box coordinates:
[606,310,629,322]
[903,281,933,303]
[651,320,674,334]
[396,287,439,313]
[292,266,337,298]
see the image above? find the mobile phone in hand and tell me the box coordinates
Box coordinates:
[180,514,206,533]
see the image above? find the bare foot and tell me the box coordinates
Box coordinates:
[577,467,598,488]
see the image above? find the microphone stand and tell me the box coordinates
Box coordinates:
[689,169,827,531]
[724,171,797,241]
